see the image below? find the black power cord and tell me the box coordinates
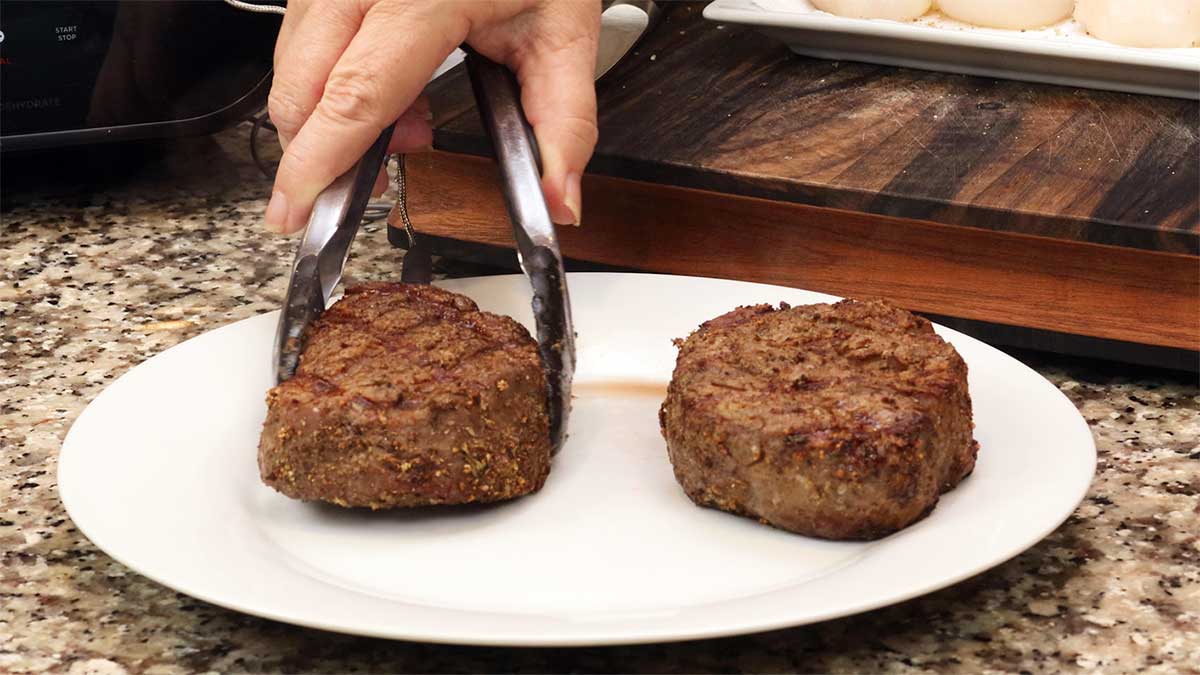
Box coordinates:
[248,110,278,179]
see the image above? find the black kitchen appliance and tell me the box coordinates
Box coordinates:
[0,1,280,152]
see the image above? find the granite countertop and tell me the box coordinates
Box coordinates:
[2,125,1197,674]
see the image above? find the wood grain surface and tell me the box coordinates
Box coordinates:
[404,2,1199,357]
[398,152,1199,352]
[426,2,1198,254]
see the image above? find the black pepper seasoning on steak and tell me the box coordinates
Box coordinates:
[259,283,551,508]
[659,299,978,540]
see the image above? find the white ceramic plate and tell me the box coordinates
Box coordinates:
[704,0,1200,99]
[58,273,1095,646]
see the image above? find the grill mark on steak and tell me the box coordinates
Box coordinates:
[258,282,551,509]
[301,337,531,407]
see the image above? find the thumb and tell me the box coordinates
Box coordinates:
[511,7,600,225]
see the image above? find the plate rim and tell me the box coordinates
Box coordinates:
[703,0,1200,99]
[704,0,1200,71]
[58,272,1097,646]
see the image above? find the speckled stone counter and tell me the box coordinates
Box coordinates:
[2,126,1198,674]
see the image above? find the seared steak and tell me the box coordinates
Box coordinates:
[659,299,977,540]
[259,283,551,508]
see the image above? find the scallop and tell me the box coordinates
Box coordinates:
[811,0,932,22]
[935,0,1074,29]
[1075,0,1200,48]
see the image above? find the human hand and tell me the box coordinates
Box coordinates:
[264,0,601,234]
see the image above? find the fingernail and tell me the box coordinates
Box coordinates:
[264,191,288,233]
[563,173,582,226]
[285,202,309,234]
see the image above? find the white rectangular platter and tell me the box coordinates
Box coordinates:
[704,0,1200,99]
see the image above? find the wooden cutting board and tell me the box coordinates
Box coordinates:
[395,2,1199,368]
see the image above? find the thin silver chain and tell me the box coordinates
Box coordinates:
[392,154,418,248]
[222,0,286,15]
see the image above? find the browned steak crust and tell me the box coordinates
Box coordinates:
[659,299,977,540]
[259,283,551,508]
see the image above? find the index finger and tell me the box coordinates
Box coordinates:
[268,2,362,144]
[269,2,464,234]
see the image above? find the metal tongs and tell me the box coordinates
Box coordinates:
[273,51,576,452]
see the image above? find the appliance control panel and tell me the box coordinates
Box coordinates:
[1,1,278,145]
